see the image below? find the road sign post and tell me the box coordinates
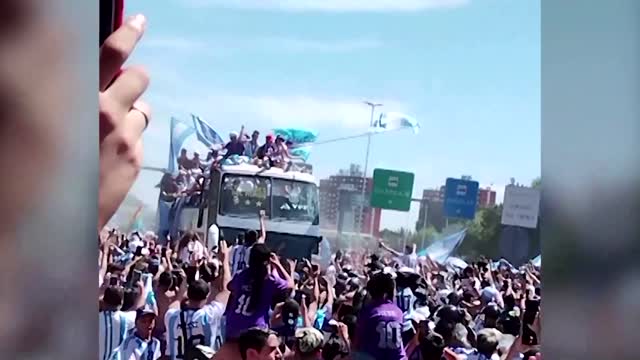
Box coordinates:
[443,178,480,220]
[370,169,415,212]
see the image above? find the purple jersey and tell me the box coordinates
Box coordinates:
[224,270,289,339]
[355,300,407,360]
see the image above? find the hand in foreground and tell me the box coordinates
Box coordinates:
[98,14,151,230]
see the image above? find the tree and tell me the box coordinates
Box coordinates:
[531,176,541,189]
[457,205,503,258]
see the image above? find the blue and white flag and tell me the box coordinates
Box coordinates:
[289,145,312,161]
[417,229,466,263]
[273,127,318,161]
[273,128,318,144]
[168,116,196,174]
[371,112,420,134]
[531,254,541,267]
[192,114,224,148]
[444,256,469,270]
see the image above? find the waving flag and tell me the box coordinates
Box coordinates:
[168,116,196,174]
[126,205,145,233]
[273,128,318,144]
[289,145,313,161]
[445,256,469,270]
[371,112,420,134]
[192,114,224,148]
[273,127,318,161]
[532,254,541,267]
[417,229,466,263]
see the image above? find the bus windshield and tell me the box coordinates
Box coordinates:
[219,175,270,217]
[271,179,319,223]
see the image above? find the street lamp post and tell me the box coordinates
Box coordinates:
[361,101,383,236]
[420,200,429,250]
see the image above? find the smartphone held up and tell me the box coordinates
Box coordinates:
[99,0,125,46]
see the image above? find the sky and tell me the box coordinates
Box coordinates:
[124,0,540,230]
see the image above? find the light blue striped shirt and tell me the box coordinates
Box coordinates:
[164,302,225,360]
[110,333,161,360]
[99,310,136,360]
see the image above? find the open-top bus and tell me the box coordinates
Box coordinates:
[181,162,324,259]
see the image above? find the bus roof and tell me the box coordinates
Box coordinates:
[218,163,317,184]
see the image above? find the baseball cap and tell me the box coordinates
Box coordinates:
[136,306,157,319]
[295,327,324,354]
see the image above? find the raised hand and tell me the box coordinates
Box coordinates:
[269,253,282,267]
[217,239,229,263]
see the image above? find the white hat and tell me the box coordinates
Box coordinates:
[398,266,416,274]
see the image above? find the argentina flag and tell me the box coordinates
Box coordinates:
[371,111,420,134]
[417,229,466,263]
[168,116,196,174]
[192,114,224,148]
[531,254,541,267]
[273,127,318,161]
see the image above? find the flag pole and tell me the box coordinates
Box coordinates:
[361,101,383,237]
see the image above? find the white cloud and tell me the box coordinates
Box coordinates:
[140,35,381,55]
[253,37,382,53]
[141,37,208,52]
[182,0,471,12]
[184,93,408,131]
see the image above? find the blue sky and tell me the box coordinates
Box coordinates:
[125,0,540,230]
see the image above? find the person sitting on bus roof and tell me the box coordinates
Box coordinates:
[270,135,288,168]
[222,131,245,162]
[202,148,220,170]
[159,173,180,202]
[177,148,191,169]
[272,136,304,170]
[244,130,261,158]
[192,152,202,170]
[254,134,276,167]
[185,168,204,195]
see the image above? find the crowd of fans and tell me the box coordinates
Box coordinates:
[98,224,542,360]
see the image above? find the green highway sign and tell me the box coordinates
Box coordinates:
[370,168,415,211]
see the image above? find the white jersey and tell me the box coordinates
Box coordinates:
[99,310,136,360]
[395,287,417,314]
[230,245,250,276]
[109,333,161,360]
[164,302,225,360]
